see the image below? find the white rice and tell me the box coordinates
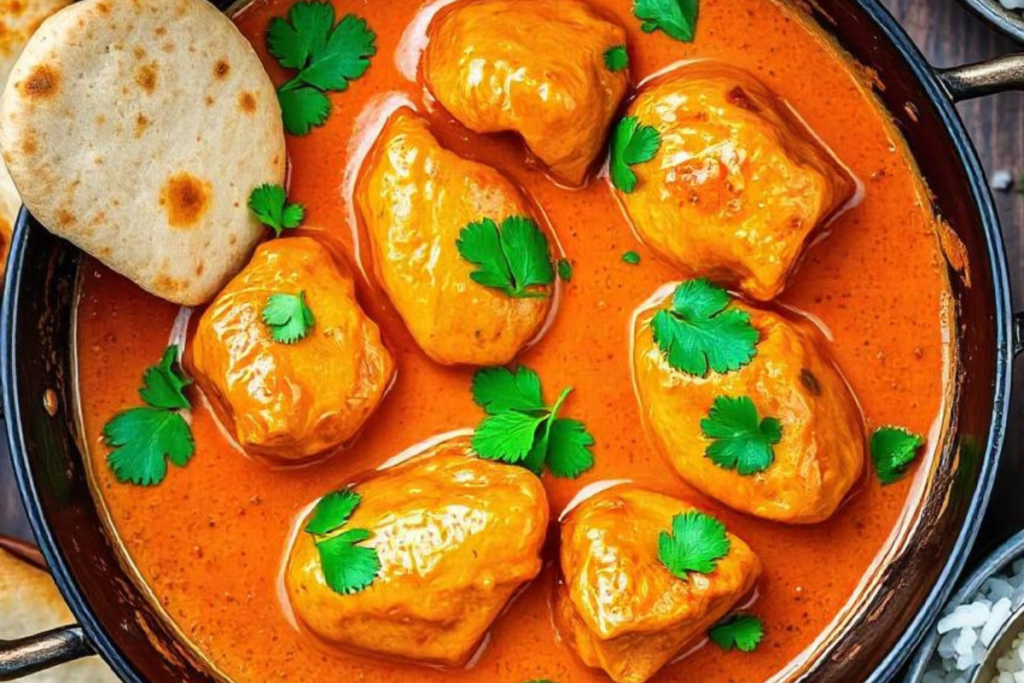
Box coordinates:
[921,559,1024,683]
[999,0,1024,10]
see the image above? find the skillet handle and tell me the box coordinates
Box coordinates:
[938,54,1024,101]
[0,626,93,681]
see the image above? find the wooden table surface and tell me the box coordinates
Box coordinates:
[1,0,1023,615]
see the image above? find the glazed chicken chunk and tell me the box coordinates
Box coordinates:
[557,486,761,683]
[423,0,630,186]
[190,237,394,462]
[285,438,549,666]
[632,283,865,523]
[618,63,855,300]
[356,108,552,366]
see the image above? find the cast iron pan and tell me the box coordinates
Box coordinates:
[1,0,1023,681]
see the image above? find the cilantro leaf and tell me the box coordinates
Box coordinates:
[457,216,554,298]
[658,510,730,579]
[139,345,190,410]
[609,116,661,193]
[248,184,305,237]
[545,418,595,478]
[267,3,377,136]
[317,529,381,595]
[871,426,924,484]
[472,412,547,464]
[262,291,316,344]
[305,489,361,535]
[634,0,699,42]
[267,1,334,70]
[622,251,641,265]
[701,396,781,475]
[557,258,573,282]
[471,368,595,479]
[472,366,545,415]
[604,45,629,71]
[651,279,759,377]
[297,15,376,91]
[104,407,195,486]
[277,85,332,136]
[710,614,764,652]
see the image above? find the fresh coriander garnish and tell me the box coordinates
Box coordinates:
[456,216,555,298]
[622,250,641,265]
[609,116,661,193]
[557,258,573,282]
[103,346,195,487]
[139,344,191,410]
[262,291,316,344]
[634,0,699,42]
[267,2,377,135]
[709,614,764,652]
[306,489,381,595]
[701,396,781,475]
[603,45,629,71]
[305,489,361,535]
[871,426,924,484]
[471,366,595,479]
[658,510,730,580]
[248,184,305,237]
[651,279,759,377]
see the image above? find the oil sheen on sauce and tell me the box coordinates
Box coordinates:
[75,0,952,681]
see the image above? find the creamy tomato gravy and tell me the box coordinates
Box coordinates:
[75,0,951,681]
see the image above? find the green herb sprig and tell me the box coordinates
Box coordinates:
[871,426,924,484]
[709,614,764,652]
[305,489,381,595]
[249,184,305,237]
[471,366,595,478]
[267,2,377,135]
[651,279,759,377]
[701,396,781,475]
[263,291,316,344]
[610,116,661,193]
[103,346,195,487]
[634,0,699,42]
[658,510,730,579]
[456,216,555,298]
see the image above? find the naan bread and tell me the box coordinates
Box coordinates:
[0,548,118,682]
[0,0,72,273]
[0,0,286,305]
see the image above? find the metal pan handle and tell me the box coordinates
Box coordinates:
[938,54,1024,101]
[0,628,93,681]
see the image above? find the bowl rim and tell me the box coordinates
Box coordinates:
[904,529,1024,682]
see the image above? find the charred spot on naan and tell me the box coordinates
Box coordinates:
[214,58,230,79]
[18,62,58,99]
[238,91,257,115]
[134,62,157,93]
[160,172,211,228]
[134,112,150,137]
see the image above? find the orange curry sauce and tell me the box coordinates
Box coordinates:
[75,0,950,681]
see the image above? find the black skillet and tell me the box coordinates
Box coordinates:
[0,0,1022,681]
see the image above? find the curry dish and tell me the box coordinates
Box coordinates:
[70,0,950,681]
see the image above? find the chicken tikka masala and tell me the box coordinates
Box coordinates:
[66,0,951,681]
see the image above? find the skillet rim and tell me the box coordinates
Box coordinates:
[0,0,1014,681]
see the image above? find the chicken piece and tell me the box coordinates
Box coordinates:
[356,108,551,366]
[557,486,761,683]
[423,0,630,186]
[285,437,549,666]
[190,237,394,462]
[618,63,855,300]
[632,292,865,523]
